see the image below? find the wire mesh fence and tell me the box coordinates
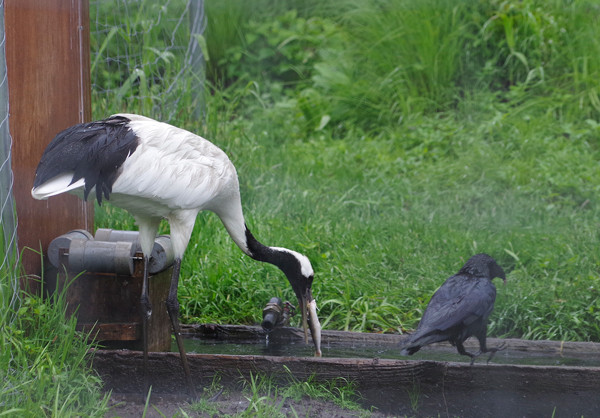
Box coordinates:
[0,1,206,314]
[0,1,20,320]
[90,0,206,122]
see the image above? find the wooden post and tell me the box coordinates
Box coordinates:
[5,0,93,283]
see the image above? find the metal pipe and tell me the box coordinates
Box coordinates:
[261,297,284,332]
[47,229,93,269]
[47,229,174,275]
[95,228,174,273]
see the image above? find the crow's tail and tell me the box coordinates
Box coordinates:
[400,331,447,356]
[400,342,421,356]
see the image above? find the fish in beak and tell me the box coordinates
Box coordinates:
[278,249,321,357]
[299,289,322,357]
[307,298,322,357]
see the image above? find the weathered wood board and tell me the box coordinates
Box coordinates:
[182,323,600,359]
[6,0,93,281]
[93,325,600,417]
[46,256,172,351]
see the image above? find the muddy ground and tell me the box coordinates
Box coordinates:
[105,391,387,417]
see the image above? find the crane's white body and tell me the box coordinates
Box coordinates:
[31,113,319,373]
[105,114,247,259]
[32,114,250,262]
[31,114,320,362]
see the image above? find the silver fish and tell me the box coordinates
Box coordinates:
[307,298,322,357]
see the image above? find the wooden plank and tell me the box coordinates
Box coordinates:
[46,258,172,351]
[77,322,140,341]
[93,349,600,417]
[5,0,93,283]
[93,325,600,415]
[144,259,172,352]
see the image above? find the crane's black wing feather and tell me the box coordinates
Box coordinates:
[33,116,140,204]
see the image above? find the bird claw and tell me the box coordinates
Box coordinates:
[468,351,481,366]
[467,342,507,365]
[485,342,507,364]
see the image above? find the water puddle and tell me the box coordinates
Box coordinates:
[175,338,600,367]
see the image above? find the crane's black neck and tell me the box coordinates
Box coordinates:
[244,227,299,277]
[242,225,312,305]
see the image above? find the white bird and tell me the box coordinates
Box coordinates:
[31,113,319,396]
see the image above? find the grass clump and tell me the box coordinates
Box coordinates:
[0,276,109,416]
[235,370,369,417]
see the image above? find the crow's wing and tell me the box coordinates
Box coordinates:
[416,274,496,335]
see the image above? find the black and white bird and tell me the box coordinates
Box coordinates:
[31,114,321,395]
[400,253,506,364]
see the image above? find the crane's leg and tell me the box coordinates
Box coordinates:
[165,258,197,398]
[140,255,152,394]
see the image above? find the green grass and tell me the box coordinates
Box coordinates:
[225,370,367,416]
[4,0,600,416]
[95,95,600,341]
[129,371,369,417]
[0,270,110,416]
[91,0,600,342]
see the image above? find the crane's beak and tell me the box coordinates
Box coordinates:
[300,294,309,342]
[300,289,322,357]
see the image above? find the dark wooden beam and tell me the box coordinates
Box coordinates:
[5,0,93,283]
[94,328,600,417]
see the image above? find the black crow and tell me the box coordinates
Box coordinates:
[400,253,506,364]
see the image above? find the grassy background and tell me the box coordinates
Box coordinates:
[91,0,600,342]
[0,274,109,416]
[2,0,600,415]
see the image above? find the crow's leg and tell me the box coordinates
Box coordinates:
[166,258,197,399]
[456,341,481,365]
[477,333,506,364]
[140,255,152,394]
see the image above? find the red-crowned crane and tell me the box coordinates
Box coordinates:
[31,114,322,397]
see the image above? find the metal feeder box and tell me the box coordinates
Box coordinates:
[45,228,175,351]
